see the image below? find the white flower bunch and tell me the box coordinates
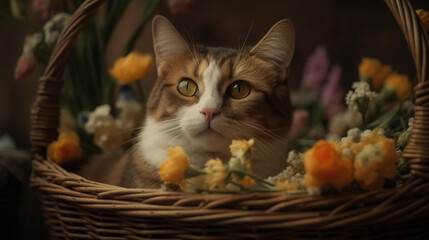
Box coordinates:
[84,105,123,151]
[23,32,43,56]
[43,12,71,45]
[266,151,304,187]
[397,117,414,149]
[345,82,377,111]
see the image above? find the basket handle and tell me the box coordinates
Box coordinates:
[384,0,429,179]
[30,0,106,155]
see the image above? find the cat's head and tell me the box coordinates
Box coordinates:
[142,15,295,177]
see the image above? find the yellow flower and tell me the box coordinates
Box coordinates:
[384,73,411,101]
[354,133,399,191]
[48,132,82,164]
[203,158,227,190]
[110,52,154,85]
[275,180,298,192]
[359,57,392,90]
[159,146,190,184]
[302,140,353,190]
[229,139,254,171]
[416,9,429,31]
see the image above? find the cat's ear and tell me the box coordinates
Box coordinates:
[152,15,190,70]
[251,19,295,71]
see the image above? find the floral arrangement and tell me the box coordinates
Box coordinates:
[6,1,429,195]
[5,0,197,163]
[155,9,429,195]
[159,139,303,194]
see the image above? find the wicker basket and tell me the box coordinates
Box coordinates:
[30,0,429,239]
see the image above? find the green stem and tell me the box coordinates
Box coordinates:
[185,166,206,178]
[226,181,282,193]
[229,169,274,187]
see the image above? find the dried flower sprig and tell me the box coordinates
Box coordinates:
[159,139,307,194]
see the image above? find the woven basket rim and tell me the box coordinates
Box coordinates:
[29,0,429,237]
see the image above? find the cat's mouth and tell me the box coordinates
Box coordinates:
[197,127,225,138]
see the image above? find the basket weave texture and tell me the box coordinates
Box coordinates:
[30,0,429,239]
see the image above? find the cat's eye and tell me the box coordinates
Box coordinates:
[228,81,251,99]
[177,78,198,97]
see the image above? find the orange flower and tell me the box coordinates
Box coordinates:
[359,57,392,90]
[110,52,154,85]
[416,9,429,31]
[384,73,411,101]
[302,140,353,190]
[48,132,82,164]
[159,146,190,184]
[354,135,399,190]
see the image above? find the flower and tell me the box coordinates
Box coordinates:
[275,180,298,192]
[321,64,346,119]
[347,130,400,190]
[354,137,399,190]
[14,55,36,80]
[302,46,330,96]
[416,9,429,31]
[345,81,377,111]
[302,140,353,190]
[291,110,309,137]
[397,118,413,149]
[43,12,71,45]
[23,32,43,56]
[116,100,143,132]
[239,175,256,187]
[168,0,198,15]
[358,57,392,90]
[229,139,254,170]
[84,105,111,133]
[286,150,304,172]
[159,146,190,184]
[48,132,82,164]
[383,73,411,101]
[203,158,227,190]
[110,52,154,85]
[328,109,362,137]
[84,105,123,150]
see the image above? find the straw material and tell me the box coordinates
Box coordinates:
[30,0,429,238]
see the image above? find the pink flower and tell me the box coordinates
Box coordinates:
[14,55,36,80]
[291,110,309,137]
[302,46,330,96]
[168,0,197,15]
[321,64,346,119]
[32,0,65,20]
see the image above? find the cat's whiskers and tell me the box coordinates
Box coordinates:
[229,125,274,163]
[234,23,253,70]
[229,120,287,161]
[240,121,284,143]
[183,28,201,69]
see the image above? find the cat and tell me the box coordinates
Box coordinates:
[78,15,295,189]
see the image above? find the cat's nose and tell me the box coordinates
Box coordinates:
[200,108,220,122]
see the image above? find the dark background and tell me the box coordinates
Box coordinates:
[1,0,428,149]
